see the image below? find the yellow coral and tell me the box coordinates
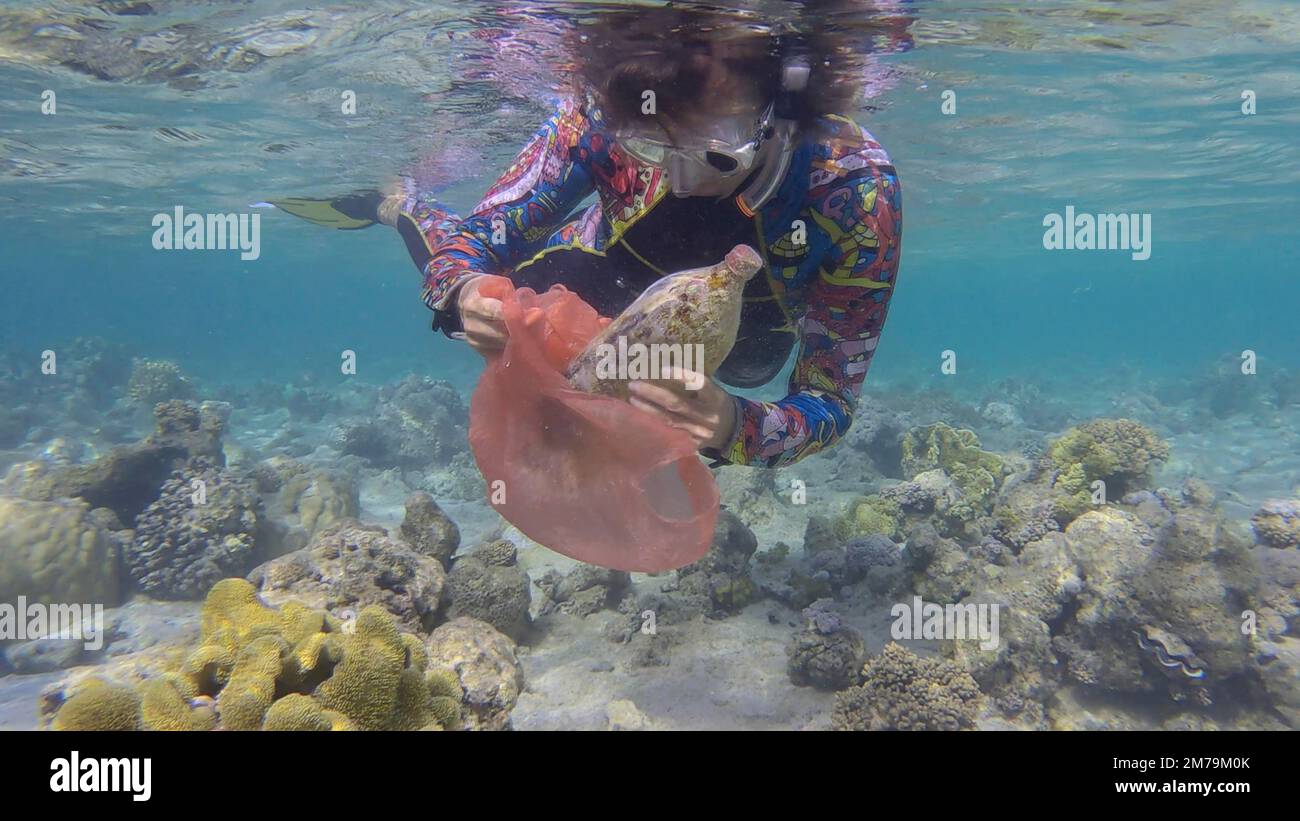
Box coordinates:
[835,495,902,540]
[217,635,286,731]
[200,578,281,653]
[1048,418,1168,491]
[51,579,464,733]
[315,607,406,730]
[52,678,142,731]
[261,694,332,731]
[182,644,236,695]
[140,678,216,731]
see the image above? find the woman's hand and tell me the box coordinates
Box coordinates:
[456,277,509,356]
[627,367,738,451]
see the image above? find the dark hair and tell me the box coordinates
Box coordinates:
[572,6,876,133]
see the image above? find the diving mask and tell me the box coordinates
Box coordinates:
[617,102,776,197]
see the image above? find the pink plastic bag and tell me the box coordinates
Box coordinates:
[468,276,719,572]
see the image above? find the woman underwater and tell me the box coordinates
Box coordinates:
[276,8,904,468]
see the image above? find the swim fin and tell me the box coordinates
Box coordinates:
[269,190,384,230]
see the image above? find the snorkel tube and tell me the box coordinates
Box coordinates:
[736,46,810,214]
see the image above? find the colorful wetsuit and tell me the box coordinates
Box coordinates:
[402,96,902,468]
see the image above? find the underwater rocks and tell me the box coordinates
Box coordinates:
[283,381,340,423]
[535,564,630,618]
[255,457,359,542]
[786,599,866,690]
[399,491,460,567]
[669,508,760,617]
[1252,499,1300,549]
[1252,637,1300,728]
[60,337,134,409]
[248,520,448,636]
[899,473,1279,725]
[833,643,982,731]
[126,462,268,600]
[2,399,228,526]
[1041,495,1254,704]
[443,539,532,641]
[759,531,905,609]
[334,376,468,470]
[0,496,123,608]
[44,579,466,732]
[424,616,523,731]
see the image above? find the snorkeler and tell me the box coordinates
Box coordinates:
[276,10,902,469]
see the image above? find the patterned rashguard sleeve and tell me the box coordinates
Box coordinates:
[420,100,597,328]
[719,165,903,467]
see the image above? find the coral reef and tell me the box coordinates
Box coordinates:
[2,400,228,526]
[760,533,905,608]
[334,376,468,469]
[670,509,759,616]
[424,616,523,731]
[47,579,467,732]
[1046,418,1168,521]
[443,539,531,641]
[1252,499,1300,549]
[248,520,447,635]
[1252,637,1300,728]
[0,496,122,608]
[833,643,982,731]
[786,600,865,690]
[536,565,631,617]
[126,462,267,600]
[64,336,133,408]
[272,466,360,540]
[51,678,143,731]
[834,494,902,540]
[126,358,194,406]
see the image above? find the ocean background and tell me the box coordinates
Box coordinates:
[3,0,1296,392]
[1,0,1298,731]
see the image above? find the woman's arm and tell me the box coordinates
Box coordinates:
[715,164,903,467]
[421,100,598,334]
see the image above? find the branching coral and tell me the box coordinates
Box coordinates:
[1252,499,1300,549]
[833,643,982,731]
[126,462,264,600]
[127,358,194,406]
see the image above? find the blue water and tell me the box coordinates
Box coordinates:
[2,1,1297,395]
[1,0,1299,733]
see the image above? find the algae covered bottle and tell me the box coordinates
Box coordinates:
[566,244,763,398]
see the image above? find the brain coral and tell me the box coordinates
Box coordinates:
[49,579,467,732]
[0,496,122,607]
